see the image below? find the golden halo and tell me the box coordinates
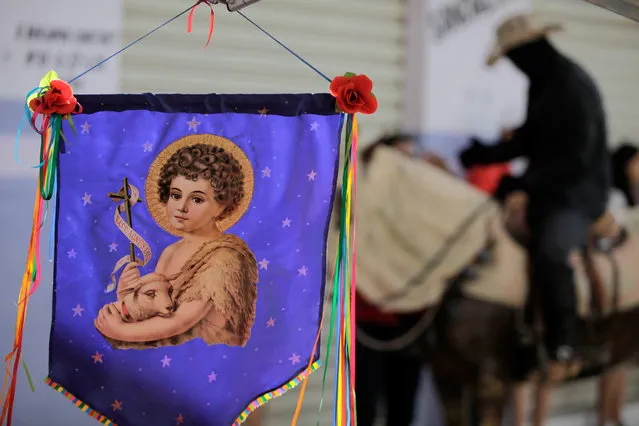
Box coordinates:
[145,134,254,236]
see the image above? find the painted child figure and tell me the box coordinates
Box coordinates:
[95,138,259,349]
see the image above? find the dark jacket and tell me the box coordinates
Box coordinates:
[461,39,610,221]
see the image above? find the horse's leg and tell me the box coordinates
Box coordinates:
[475,372,509,426]
[511,382,527,426]
[532,382,552,426]
[610,368,628,424]
[510,381,552,426]
[599,372,613,426]
[599,367,628,426]
[431,368,467,426]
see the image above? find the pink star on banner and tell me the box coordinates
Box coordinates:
[92,352,104,364]
[72,304,84,317]
[297,265,308,276]
[258,258,270,270]
[266,317,276,327]
[207,371,217,382]
[82,192,92,206]
[186,117,200,131]
[289,353,301,365]
[160,355,172,368]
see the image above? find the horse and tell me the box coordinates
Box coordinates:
[407,230,639,426]
[339,147,639,426]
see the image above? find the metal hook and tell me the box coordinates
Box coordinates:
[219,0,265,12]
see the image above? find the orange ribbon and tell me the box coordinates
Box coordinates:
[187,0,215,48]
[1,178,45,426]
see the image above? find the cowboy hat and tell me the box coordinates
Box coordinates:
[486,13,562,67]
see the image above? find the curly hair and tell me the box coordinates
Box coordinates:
[157,143,245,221]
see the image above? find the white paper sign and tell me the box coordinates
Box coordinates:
[0,0,123,99]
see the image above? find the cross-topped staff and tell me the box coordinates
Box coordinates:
[108,177,137,263]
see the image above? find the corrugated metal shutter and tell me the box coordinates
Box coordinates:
[121,0,405,147]
[120,1,406,424]
[535,0,639,147]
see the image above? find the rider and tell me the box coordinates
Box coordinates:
[459,14,610,379]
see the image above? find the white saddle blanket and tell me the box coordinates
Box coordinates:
[329,147,639,316]
[465,213,639,317]
[328,147,498,312]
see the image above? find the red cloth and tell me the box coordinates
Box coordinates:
[466,163,512,195]
[355,292,397,324]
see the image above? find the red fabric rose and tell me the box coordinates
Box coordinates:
[28,80,78,115]
[329,73,378,115]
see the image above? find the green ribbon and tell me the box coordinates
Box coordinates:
[317,113,354,424]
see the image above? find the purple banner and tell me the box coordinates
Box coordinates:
[48,93,342,425]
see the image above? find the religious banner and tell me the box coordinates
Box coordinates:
[44,92,342,425]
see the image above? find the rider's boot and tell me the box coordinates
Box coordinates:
[546,345,583,382]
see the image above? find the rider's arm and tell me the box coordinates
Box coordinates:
[470,126,530,165]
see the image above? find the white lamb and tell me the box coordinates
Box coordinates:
[100,278,175,350]
[114,278,175,322]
